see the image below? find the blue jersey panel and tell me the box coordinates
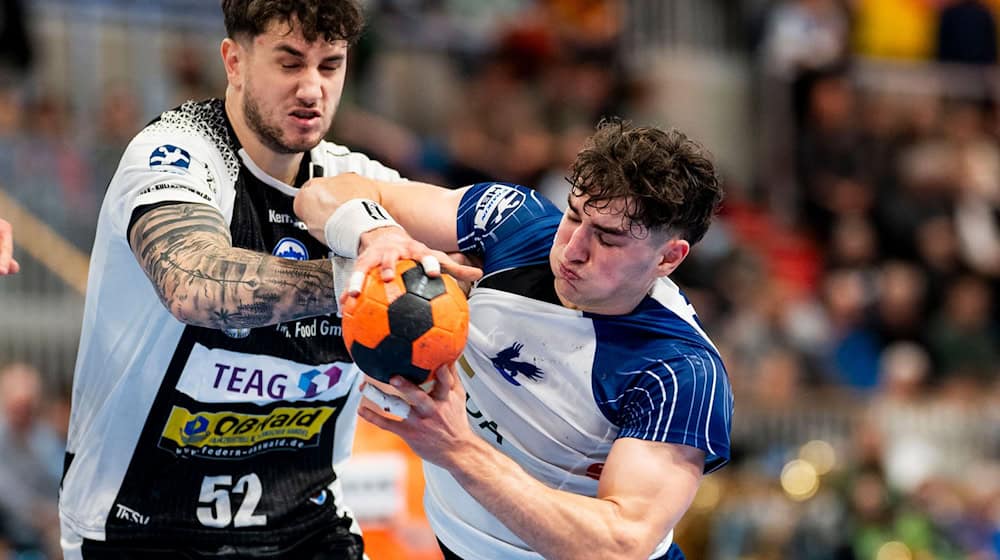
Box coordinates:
[591,302,733,473]
[456,183,563,274]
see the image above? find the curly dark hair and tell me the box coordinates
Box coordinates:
[567,119,723,245]
[222,0,364,45]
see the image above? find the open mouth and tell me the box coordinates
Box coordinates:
[289,109,321,125]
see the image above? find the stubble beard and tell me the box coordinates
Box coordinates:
[244,92,317,155]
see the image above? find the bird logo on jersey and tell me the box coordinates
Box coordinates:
[490,342,544,386]
[149,144,192,174]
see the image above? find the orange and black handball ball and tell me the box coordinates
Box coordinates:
[341,259,469,385]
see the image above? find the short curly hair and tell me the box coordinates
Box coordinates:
[222,0,364,45]
[568,119,723,245]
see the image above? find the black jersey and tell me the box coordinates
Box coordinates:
[61,100,405,554]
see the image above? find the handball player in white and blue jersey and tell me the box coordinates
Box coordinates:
[296,120,733,560]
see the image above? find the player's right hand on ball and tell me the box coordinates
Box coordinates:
[350,227,481,296]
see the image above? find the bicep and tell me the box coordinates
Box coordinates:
[376,181,468,252]
[127,201,234,312]
[598,438,705,547]
[128,202,232,273]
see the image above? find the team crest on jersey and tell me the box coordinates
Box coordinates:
[474,184,525,235]
[273,237,309,260]
[149,144,192,174]
[490,342,544,386]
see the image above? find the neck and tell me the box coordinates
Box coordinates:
[225,90,303,186]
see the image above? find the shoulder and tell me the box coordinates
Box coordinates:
[458,183,560,224]
[593,278,719,358]
[108,100,236,223]
[594,339,732,473]
[456,183,562,272]
[593,334,727,400]
[126,99,239,185]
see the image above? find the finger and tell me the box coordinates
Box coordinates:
[0,227,12,275]
[436,253,482,283]
[381,253,401,282]
[420,254,441,277]
[362,382,411,418]
[7,259,18,275]
[347,270,365,296]
[445,362,466,400]
[389,375,436,415]
[428,364,453,400]
[358,406,405,433]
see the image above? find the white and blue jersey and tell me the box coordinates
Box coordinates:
[423,183,733,560]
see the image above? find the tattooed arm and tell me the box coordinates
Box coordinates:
[129,203,336,329]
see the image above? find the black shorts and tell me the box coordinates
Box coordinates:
[80,521,363,560]
[438,539,686,559]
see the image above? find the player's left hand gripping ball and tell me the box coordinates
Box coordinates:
[341,259,469,418]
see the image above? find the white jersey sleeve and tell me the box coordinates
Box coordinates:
[110,107,240,236]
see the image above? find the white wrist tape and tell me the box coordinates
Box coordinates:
[362,382,411,418]
[323,199,400,258]
[331,255,354,317]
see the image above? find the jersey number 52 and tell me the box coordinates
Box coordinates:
[196,474,267,528]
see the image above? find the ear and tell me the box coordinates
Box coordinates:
[220,38,244,89]
[655,238,690,278]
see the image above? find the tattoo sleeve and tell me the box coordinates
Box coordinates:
[129,203,336,329]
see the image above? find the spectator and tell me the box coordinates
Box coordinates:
[0,363,64,559]
[0,0,32,77]
[936,0,998,65]
[89,84,142,192]
[928,274,999,381]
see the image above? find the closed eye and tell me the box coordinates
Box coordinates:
[596,234,617,247]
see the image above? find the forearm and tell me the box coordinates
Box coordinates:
[448,438,655,560]
[130,203,336,329]
[147,242,334,329]
[296,174,467,252]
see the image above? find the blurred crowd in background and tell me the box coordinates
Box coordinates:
[0,0,999,559]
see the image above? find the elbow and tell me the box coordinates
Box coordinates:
[561,544,644,560]
[607,536,648,560]
[154,285,220,329]
[158,291,203,327]
[549,530,648,560]
[597,523,661,560]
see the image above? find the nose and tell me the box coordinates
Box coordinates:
[563,224,589,263]
[296,68,322,106]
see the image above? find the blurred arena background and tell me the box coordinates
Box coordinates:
[1,0,999,558]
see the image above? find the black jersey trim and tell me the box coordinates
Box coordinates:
[476,263,561,305]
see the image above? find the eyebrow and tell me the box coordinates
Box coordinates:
[275,44,306,58]
[566,198,630,237]
[274,44,345,64]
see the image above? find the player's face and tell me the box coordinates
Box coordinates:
[237,20,347,154]
[550,193,684,315]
